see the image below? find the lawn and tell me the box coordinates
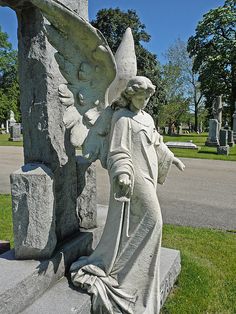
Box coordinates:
[0,133,23,146]
[163,133,236,161]
[0,194,13,247]
[1,133,236,161]
[0,193,235,313]
[161,225,236,314]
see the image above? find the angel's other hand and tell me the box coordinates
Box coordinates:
[118,173,131,195]
[173,157,185,172]
[63,106,81,129]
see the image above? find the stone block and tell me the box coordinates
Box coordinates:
[0,205,181,313]
[166,141,198,149]
[0,231,93,314]
[21,247,181,314]
[76,156,97,229]
[205,119,219,147]
[217,145,229,155]
[219,129,228,146]
[9,123,22,142]
[10,163,57,259]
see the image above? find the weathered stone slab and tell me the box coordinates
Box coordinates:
[0,231,93,314]
[0,205,181,314]
[219,129,228,146]
[165,141,198,149]
[21,248,181,314]
[9,123,22,142]
[10,163,57,259]
[76,156,97,229]
[205,119,219,147]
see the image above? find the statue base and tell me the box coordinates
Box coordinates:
[0,205,181,314]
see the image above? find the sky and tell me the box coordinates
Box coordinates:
[0,0,225,64]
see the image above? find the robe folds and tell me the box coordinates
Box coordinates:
[70,108,174,314]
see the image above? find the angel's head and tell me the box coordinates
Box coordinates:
[112,76,156,112]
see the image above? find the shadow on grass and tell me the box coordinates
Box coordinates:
[198,150,218,155]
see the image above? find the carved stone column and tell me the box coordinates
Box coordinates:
[2,0,91,259]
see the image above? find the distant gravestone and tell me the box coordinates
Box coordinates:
[212,96,223,129]
[165,141,198,149]
[9,123,22,141]
[205,119,219,147]
[217,129,229,155]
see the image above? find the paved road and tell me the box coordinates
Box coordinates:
[0,146,235,230]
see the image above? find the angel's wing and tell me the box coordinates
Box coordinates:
[31,0,116,147]
[31,0,137,168]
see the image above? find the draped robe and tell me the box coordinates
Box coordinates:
[70,108,174,314]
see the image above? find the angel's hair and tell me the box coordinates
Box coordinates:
[112,76,156,110]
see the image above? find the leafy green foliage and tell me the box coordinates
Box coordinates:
[0,26,19,124]
[164,39,205,131]
[187,0,236,124]
[91,8,166,124]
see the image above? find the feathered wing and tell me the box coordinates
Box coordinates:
[31,0,137,168]
[31,0,117,151]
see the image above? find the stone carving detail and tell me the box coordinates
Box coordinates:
[31,1,185,312]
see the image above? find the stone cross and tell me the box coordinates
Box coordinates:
[212,95,223,129]
[0,0,95,259]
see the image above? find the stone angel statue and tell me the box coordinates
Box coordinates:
[31,1,185,313]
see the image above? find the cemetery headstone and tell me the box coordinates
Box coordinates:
[217,129,229,155]
[9,123,22,141]
[205,119,219,146]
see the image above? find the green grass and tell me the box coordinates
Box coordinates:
[0,194,13,247]
[0,133,23,146]
[0,132,235,161]
[163,133,236,161]
[161,225,236,314]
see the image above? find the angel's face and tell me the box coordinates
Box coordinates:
[131,91,151,111]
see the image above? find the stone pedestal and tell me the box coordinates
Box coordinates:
[205,119,219,147]
[0,205,181,314]
[10,163,57,259]
[9,123,22,142]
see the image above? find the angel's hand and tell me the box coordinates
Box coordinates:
[63,106,81,129]
[118,173,132,195]
[173,157,185,172]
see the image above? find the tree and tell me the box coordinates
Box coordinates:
[159,62,190,132]
[187,0,236,125]
[0,25,19,124]
[165,39,204,132]
[91,8,166,125]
